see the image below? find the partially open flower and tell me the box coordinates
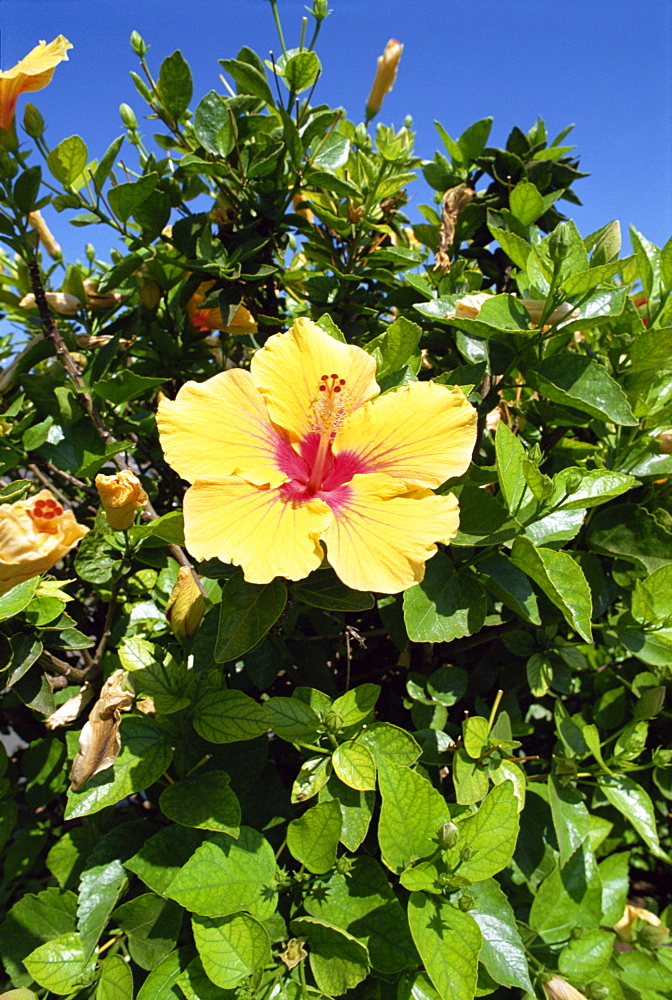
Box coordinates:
[521,299,578,325]
[0,489,88,596]
[165,566,206,640]
[451,292,492,319]
[543,977,589,1000]
[613,904,666,943]
[0,36,72,131]
[366,39,403,120]
[186,281,257,335]
[95,471,148,530]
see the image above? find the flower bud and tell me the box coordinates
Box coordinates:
[28,210,62,259]
[457,892,476,911]
[120,103,138,129]
[437,820,460,849]
[0,490,88,596]
[549,223,574,261]
[292,193,314,224]
[95,471,148,530]
[613,904,666,943]
[19,290,80,315]
[83,279,127,310]
[323,710,344,734]
[658,430,672,454]
[543,977,590,1000]
[312,0,330,21]
[129,31,148,57]
[449,291,491,320]
[365,39,403,121]
[23,102,45,138]
[521,300,578,325]
[165,566,206,640]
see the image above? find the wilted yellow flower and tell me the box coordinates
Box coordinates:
[521,299,578,325]
[186,281,257,335]
[292,193,314,224]
[613,904,666,943]
[29,210,61,259]
[158,318,477,593]
[0,490,88,596]
[45,683,93,729]
[0,36,72,131]
[95,471,148,530]
[366,39,403,120]
[451,292,492,319]
[82,280,127,310]
[543,977,589,1000]
[69,669,134,791]
[19,290,80,315]
[165,566,206,639]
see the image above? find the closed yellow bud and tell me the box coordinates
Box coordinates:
[365,39,403,120]
[95,471,148,530]
[165,566,205,639]
[29,210,61,259]
[19,290,81,315]
[543,977,589,1000]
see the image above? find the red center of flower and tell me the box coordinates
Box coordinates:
[29,497,64,532]
[275,373,366,509]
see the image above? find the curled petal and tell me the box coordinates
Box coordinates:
[322,473,461,593]
[184,476,332,583]
[250,318,379,442]
[335,381,477,488]
[157,369,288,487]
[0,36,72,131]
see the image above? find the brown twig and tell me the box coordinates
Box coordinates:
[39,649,88,684]
[28,464,70,506]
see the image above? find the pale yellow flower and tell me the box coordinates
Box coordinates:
[158,318,477,593]
[451,292,492,319]
[95,471,148,530]
[365,39,403,120]
[0,36,72,131]
[543,977,589,1000]
[0,489,88,595]
[613,904,664,943]
[19,290,80,315]
[29,210,61,259]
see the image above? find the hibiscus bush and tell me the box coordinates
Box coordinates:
[1,4,672,1000]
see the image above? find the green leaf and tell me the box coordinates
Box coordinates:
[495,423,528,514]
[548,775,590,865]
[96,953,133,1000]
[47,135,88,185]
[615,951,672,994]
[0,888,77,990]
[125,825,207,897]
[113,893,183,971]
[65,716,173,819]
[284,50,321,93]
[365,316,422,379]
[451,481,522,546]
[550,467,636,510]
[303,856,417,974]
[598,774,665,857]
[510,180,545,225]
[135,948,193,1000]
[219,58,274,105]
[359,722,421,767]
[377,758,448,873]
[479,553,540,624]
[469,879,534,993]
[598,852,630,925]
[215,571,286,662]
[490,225,532,270]
[320,776,375,852]
[13,165,42,213]
[94,135,124,189]
[291,568,374,610]
[407,894,481,1000]
[108,172,159,223]
[193,688,269,744]
[93,370,166,405]
[632,563,672,626]
[194,91,231,156]
[331,683,380,727]
[403,553,486,642]
[332,741,376,791]
[525,355,637,426]
[167,826,277,919]
[311,132,350,170]
[558,928,614,982]
[290,917,369,995]
[529,843,603,943]
[287,799,342,873]
[458,117,493,159]
[446,294,533,341]
[193,912,270,988]
[159,771,240,835]
[24,932,94,996]
[158,50,193,120]
[0,576,39,622]
[510,537,592,641]
[587,504,672,573]
[449,781,519,881]
[264,695,321,742]
[463,716,489,759]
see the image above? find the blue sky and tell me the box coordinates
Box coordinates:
[1,0,671,266]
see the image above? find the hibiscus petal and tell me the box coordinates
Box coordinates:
[334,381,477,488]
[250,318,379,442]
[157,369,289,487]
[184,476,333,583]
[322,472,461,594]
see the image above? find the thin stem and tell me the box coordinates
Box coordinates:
[487,689,504,731]
[268,0,288,57]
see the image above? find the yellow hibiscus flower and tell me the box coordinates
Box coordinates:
[157,319,477,593]
[0,36,72,131]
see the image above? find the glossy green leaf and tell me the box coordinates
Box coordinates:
[479,553,541,624]
[284,50,321,93]
[529,843,603,943]
[548,775,590,865]
[558,928,614,981]
[331,683,380,727]
[192,912,271,989]
[290,917,369,995]
[114,892,183,971]
[291,569,374,610]
[403,553,486,642]
[587,504,672,572]
[287,799,342,873]
[598,852,630,925]
[525,355,637,425]
[469,878,534,993]
[510,537,592,641]
[47,135,88,185]
[158,50,193,120]
[96,953,133,1000]
[215,572,286,662]
[448,781,519,881]
[598,774,665,857]
[332,741,376,790]
[510,180,545,225]
[159,771,240,835]
[24,932,94,995]
[407,894,481,1000]
[319,776,375,852]
[193,688,269,744]
[125,825,207,897]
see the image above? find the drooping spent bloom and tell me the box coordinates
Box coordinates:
[613,904,667,943]
[29,210,62,259]
[0,36,72,131]
[186,281,257,335]
[365,39,403,120]
[157,318,477,593]
[0,489,88,595]
[95,471,148,530]
[449,292,578,326]
[19,290,81,315]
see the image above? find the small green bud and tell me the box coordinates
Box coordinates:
[120,104,138,130]
[323,711,344,734]
[457,892,476,912]
[637,922,670,948]
[549,222,574,261]
[22,103,45,138]
[437,821,460,850]
[85,244,96,262]
[570,925,584,940]
[130,31,148,57]
[310,0,330,20]
[459,845,472,862]
[335,855,354,875]
[585,983,610,1000]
